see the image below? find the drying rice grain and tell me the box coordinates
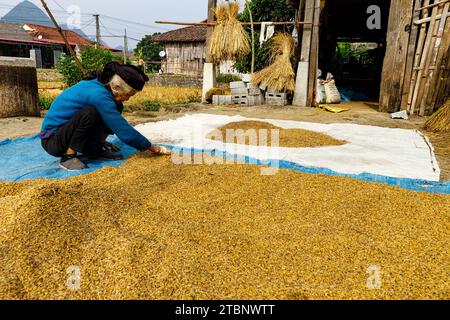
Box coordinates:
[0,154,448,299]
[207,121,346,148]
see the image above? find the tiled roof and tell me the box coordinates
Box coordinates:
[24,23,92,46]
[0,22,33,42]
[150,25,207,43]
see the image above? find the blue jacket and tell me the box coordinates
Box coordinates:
[41,78,151,150]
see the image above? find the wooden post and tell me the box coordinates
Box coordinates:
[307,0,321,107]
[293,0,314,106]
[379,0,415,113]
[202,0,217,102]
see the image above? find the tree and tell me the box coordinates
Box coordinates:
[134,33,164,72]
[234,0,296,74]
[57,46,122,87]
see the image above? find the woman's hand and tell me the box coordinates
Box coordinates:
[148,145,171,155]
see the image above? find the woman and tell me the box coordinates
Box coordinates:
[40,62,170,171]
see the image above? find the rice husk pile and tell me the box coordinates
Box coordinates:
[0,154,449,300]
[424,99,450,132]
[206,1,250,62]
[207,121,347,148]
[252,33,296,93]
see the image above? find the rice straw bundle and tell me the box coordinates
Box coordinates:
[206,1,250,62]
[252,32,296,93]
[424,99,450,132]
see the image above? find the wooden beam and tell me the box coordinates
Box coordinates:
[379,0,415,113]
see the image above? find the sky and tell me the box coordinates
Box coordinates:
[0,0,245,49]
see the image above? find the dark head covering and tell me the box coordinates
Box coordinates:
[100,62,149,91]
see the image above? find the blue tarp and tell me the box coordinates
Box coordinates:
[0,135,139,182]
[339,87,371,102]
[0,135,449,194]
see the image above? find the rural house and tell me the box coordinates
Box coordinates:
[150,24,238,76]
[151,25,208,76]
[0,22,121,69]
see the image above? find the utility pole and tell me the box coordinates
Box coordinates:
[94,14,100,49]
[123,28,128,64]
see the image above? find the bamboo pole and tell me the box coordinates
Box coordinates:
[408,0,430,113]
[416,0,449,11]
[401,0,423,110]
[410,1,440,114]
[413,11,450,24]
[155,21,312,26]
[39,0,87,74]
[421,2,449,114]
[417,3,445,115]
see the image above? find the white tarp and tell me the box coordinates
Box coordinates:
[135,114,441,182]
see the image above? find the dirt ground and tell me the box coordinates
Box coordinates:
[0,101,448,181]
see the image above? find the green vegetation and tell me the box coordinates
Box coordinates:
[233,0,296,74]
[134,33,164,73]
[216,73,242,83]
[336,43,376,66]
[141,101,161,112]
[57,46,123,87]
[38,93,55,110]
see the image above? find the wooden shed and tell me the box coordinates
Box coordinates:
[151,26,207,76]
[291,0,450,115]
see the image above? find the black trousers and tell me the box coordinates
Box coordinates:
[41,107,111,158]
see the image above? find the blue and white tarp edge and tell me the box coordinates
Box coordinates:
[0,135,448,194]
[164,145,450,195]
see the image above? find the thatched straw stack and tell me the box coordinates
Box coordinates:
[424,99,450,132]
[206,1,250,62]
[251,33,296,93]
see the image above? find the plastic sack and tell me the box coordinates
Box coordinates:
[316,79,326,104]
[324,80,341,104]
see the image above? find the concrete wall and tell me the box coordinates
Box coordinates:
[0,56,39,118]
[147,74,203,88]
